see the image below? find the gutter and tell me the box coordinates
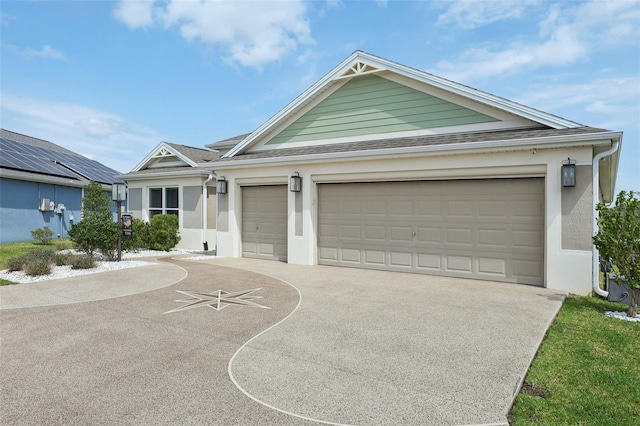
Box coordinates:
[592,140,620,297]
[202,173,214,251]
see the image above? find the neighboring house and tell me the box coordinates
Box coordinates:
[207,51,622,295]
[0,129,122,244]
[119,142,220,251]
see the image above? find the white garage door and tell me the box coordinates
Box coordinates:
[242,185,288,261]
[318,179,544,286]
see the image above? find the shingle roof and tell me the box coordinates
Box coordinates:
[164,142,219,163]
[214,126,610,163]
[205,133,252,150]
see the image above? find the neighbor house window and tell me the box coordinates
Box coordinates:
[149,187,179,219]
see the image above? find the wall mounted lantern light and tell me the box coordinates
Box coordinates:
[562,158,576,188]
[216,176,228,194]
[290,172,302,192]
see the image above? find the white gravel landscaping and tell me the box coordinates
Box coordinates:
[0,249,215,284]
[605,311,640,323]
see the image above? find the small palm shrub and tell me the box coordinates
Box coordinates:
[24,259,52,276]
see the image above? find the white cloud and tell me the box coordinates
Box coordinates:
[111,0,156,29]
[0,93,160,173]
[432,1,639,82]
[112,0,312,68]
[23,45,65,60]
[436,0,538,30]
[516,77,640,131]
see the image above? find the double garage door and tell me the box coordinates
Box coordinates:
[318,178,544,286]
[242,179,544,286]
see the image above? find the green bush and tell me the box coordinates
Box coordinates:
[122,218,150,252]
[31,227,55,245]
[148,214,180,251]
[56,241,69,251]
[24,259,52,276]
[5,256,25,272]
[68,181,119,259]
[69,254,96,270]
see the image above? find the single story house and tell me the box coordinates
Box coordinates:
[125,52,622,295]
[120,142,220,250]
[0,129,122,244]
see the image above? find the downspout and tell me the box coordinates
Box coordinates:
[592,140,620,297]
[202,173,214,251]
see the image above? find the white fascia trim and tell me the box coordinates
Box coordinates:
[120,169,214,180]
[224,51,581,158]
[208,131,622,171]
[131,142,197,172]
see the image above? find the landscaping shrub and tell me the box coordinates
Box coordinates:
[31,227,54,245]
[68,181,119,259]
[53,252,71,266]
[69,254,96,270]
[122,218,150,252]
[23,248,55,264]
[148,214,180,251]
[5,256,25,272]
[56,241,68,251]
[24,259,51,276]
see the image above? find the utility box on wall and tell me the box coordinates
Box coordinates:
[39,198,51,212]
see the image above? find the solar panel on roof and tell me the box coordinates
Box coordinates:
[0,137,120,183]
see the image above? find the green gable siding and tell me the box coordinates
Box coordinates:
[266,75,499,145]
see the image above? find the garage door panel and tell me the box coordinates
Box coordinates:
[318,178,544,286]
[242,185,287,261]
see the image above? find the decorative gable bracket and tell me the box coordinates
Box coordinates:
[336,61,384,80]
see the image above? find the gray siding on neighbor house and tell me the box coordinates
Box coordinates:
[0,178,82,243]
[182,186,202,229]
[266,74,498,145]
[562,165,593,251]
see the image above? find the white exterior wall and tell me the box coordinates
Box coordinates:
[126,175,216,251]
[215,146,596,294]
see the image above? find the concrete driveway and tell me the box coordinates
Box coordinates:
[0,256,565,425]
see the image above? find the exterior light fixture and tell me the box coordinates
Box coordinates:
[111,182,127,262]
[216,176,228,194]
[562,158,576,188]
[112,182,126,202]
[290,172,302,192]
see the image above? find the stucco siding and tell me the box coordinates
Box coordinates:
[182,186,202,229]
[266,74,498,145]
[562,165,593,251]
[128,188,143,219]
[0,178,82,243]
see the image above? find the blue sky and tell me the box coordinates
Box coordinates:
[1,0,638,194]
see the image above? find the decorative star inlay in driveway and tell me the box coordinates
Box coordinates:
[165,288,270,314]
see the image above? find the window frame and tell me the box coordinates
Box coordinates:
[149,187,179,219]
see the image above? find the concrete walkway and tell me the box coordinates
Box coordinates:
[0,256,565,425]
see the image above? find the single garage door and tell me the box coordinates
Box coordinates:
[242,185,288,261]
[318,178,544,286]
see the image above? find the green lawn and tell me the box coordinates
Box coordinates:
[509,295,640,425]
[0,239,72,284]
